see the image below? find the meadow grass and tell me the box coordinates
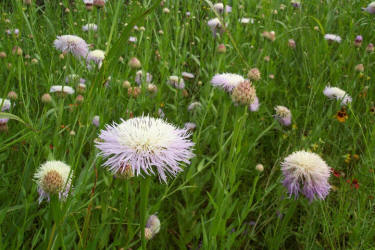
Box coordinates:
[1,0,375,249]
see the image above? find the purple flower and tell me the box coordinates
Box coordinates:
[281,151,331,202]
[53,35,89,58]
[210,73,245,92]
[355,35,363,47]
[95,116,195,182]
[249,96,260,112]
[274,106,292,126]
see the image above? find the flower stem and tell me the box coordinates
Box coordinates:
[140,177,151,249]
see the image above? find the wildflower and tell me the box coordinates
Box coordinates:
[41,93,52,103]
[54,35,89,58]
[261,31,276,41]
[129,36,137,43]
[50,85,75,96]
[162,8,170,14]
[87,49,105,69]
[82,23,98,32]
[77,83,86,93]
[217,43,226,53]
[231,80,256,106]
[168,76,185,89]
[354,35,363,47]
[34,161,73,203]
[207,18,224,37]
[274,106,292,126]
[288,39,296,49]
[128,57,141,69]
[7,91,18,100]
[135,70,152,85]
[144,215,161,240]
[93,115,100,127]
[147,84,158,93]
[256,164,264,172]
[347,179,359,189]
[0,52,6,58]
[363,2,375,14]
[247,68,261,81]
[0,98,11,111]
[366,43,374,52]
[95,116,194,182]
[281,150,331,202]
[324,34,342,43]
[211,73,245,92]
[213,3,232,14]
[76,95,84,104]
[184,122,196,131]
[128,86,141,97]
[122,80,131,89]
[12,46,23,56]
[94,0,106,8]
[240,18,253,24]
[291,0,301,8]
[355,64,364,72]
[323,86,352,105]
[336,107,348,122]
[83,0,94,10]
[24,0,32,5]
[249,96,260,112]
[182,72,195,80]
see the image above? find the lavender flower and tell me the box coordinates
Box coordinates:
[211,73,245,92]
[213,3,232,14]
[249,96,260,112]
[323,86,352,105]
[34,161,73,203]
[363,2,375,14]
[168,76,185,89]
[135,70,152,85]
[95,116,195,182]
[281,150,331,202]
[324,34,342,43]
[207,18,224,37]
[54,35,89,58]
[82,23,98,32]
[274,106,292,126]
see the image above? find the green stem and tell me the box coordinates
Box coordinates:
[140,178,151,250]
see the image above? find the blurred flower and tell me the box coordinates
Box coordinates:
[239,18,253,24]
[207,18,224,37]
[34,161,72,203]
[288,39,296,49]
[355,64,364,72]
[354,35,363,47]
[256,163,264,172]
[87,49,105,68]
[336,107,348,122]
[144,215,161,240]
[262,31,276,41]
[274,106,292,126]
[291,0,301,8]
[135,70,152,85]
[41,93,52,103]
[129,36,137,43]
[188,102,202,111]
[0,98,11,111]
[93,115,100,127]
[211,73,244,92]
[324,34,342,43]
[184,122,196,131]
[217,43,226,53]
[231,80,256,106]
[182,72,195,80]
[82,23,98,32]
[50,85,75,96]
[363,2,375,14]
[128,86,141,97]
[147,83,158,93]
[249,96,260,112]
[323,86,352,105]
[7,91,18,100]
[83,0,94,10]
[281,150,331,202]
[366,43,374,52]
[54,35,89,58]
[213,3,232,14]
[95,116,195,182]
[122,80,131,89]
[247,68,261,81]
[128,57,141,69]
[94,0,106,8]
[168,76,185,89]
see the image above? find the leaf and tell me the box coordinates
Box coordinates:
[0,112,26,124]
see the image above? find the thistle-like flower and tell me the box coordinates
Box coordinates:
[274,106,292,126]
[0,98,11,111]
[247,68,261,81]
[54,35,89,58]
[50,85,75,96]
[281,150,331,202]
[231,80,256,106]
[324,34,342,43]
[82,23,98,32]
[135,70,152,85]
[34,161,73,203]
[323,86,352,105]
[207,18,224,37]
[95,116,194,182]
[213,3,232,14]
[168,76,185,89]
[87,49,105,69]
[211,73,245,92]
[249,96,260,112]
[144,215,161,240]
[363,2,375,14]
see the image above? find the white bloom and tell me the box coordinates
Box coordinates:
[323,86,352,105]
[182,72,195,79]
[82,23,98,32]
[50,85,75,95]
[129,36,137,43]
[324,34,342,43]
[188,102,202,111]
[87,49,105,68]
[53,35,89,58]
[210,73,245,92]
[168,76,185,89]
[34,161,72,203]
[213,3,232,13]
[0,98,11,111]
[93,115,100,127]
[240,18,253,24]
[83,0,93,4]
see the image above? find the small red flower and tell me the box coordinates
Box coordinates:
[331,168,341,178]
